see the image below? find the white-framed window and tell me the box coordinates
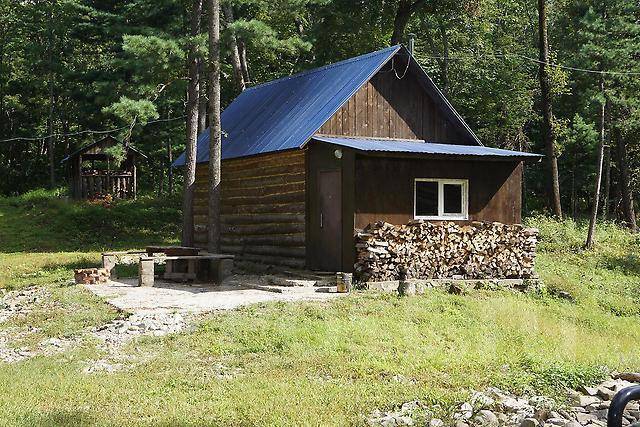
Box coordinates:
[414,178,469,220]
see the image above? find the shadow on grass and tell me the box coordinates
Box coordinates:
[601,253,640,276]
[19,410,96,427]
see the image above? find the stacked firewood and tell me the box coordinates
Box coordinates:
[354,220,538,282]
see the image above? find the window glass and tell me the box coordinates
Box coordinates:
[443,183,463,214]
[415,181,438,216]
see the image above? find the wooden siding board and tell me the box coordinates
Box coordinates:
[353,156,523,229]
[320,68,467,144]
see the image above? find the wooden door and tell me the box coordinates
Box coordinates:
[317,169,342,271]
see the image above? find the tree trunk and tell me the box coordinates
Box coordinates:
[601,145,611,220]
[167,129,173,195]
[198,62,207,133]
[585,79,606,249]
[182,0,203,246]
[390,0,413,45]
[537,0,562,218]
[0,36,5,139]
[238,39,250,84]
[438,21,449,95]
[222,3,245,93]
[47,4,56,189]
[614,128,637,232]
[571,147,577,220]
[207,0,222,253]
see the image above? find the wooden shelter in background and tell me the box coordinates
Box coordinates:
[173,45,542,272]
[62,136,147,200]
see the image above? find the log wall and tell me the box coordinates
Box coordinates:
[193,149,306,268]
[318,65,467,143]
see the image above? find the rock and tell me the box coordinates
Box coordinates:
[555,290,574,301]
[614,373,640,383]
[471,391,495,409]
[563,422,581,427]
[546,418,568,426]
[473,410,499,426]
[520,418,539,427]
[596,386,616,401]
[579,386,599,396]
[454,421,469,427]
[627,403,640,412]
[530,396,555,409]
[627,410,640,420]
[575,412,599,424]
[459,402,473,418]
[429,419,444,427]
[395,416,413,425]
[577,395,601,407]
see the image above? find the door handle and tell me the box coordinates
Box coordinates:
[320,212,323,228]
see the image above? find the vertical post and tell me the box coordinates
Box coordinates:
[407,33,415,55]
[133,164,137,200]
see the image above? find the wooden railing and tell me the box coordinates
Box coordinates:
[80,173,134,199]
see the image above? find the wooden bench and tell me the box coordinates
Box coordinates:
[138,254,234,287]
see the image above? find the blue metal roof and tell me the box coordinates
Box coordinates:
[313,136,542,160]
[174,45,402,166]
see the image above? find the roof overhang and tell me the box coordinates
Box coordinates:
[312,136,543,162]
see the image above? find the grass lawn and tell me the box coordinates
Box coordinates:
[0,190,639,426]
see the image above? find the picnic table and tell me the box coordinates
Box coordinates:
[102,247,234,287]
[139,253,234,287]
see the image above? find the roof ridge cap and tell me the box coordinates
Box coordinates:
[245,45,401,93]
[314,135,427,143]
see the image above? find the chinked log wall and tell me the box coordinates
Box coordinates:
[193,149,306,268]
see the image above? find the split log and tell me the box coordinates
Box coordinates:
[354,220,539,282]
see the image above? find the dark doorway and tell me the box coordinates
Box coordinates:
[317,169,342,271]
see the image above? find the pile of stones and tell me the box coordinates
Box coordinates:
[0,327,76,364]
[0,286,50,323]
[0,328,35,363]
[368,373,640,427]
[84,311,191,374]
[93,311,189,348]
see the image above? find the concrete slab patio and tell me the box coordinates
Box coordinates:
[84,274,343,314]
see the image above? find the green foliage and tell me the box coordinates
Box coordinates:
[102,144,126,167]
[102,96,160,126]
[1,0,640,221]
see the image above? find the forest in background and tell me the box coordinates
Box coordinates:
[1,0,639,228]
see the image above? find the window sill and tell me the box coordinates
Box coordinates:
[414,215,469,221]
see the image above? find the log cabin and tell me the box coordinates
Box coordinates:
[173,45,542,272]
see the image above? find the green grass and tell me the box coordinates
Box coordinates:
[530,216,640,316]
[0,189,181,289]
[0,190,639,426]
